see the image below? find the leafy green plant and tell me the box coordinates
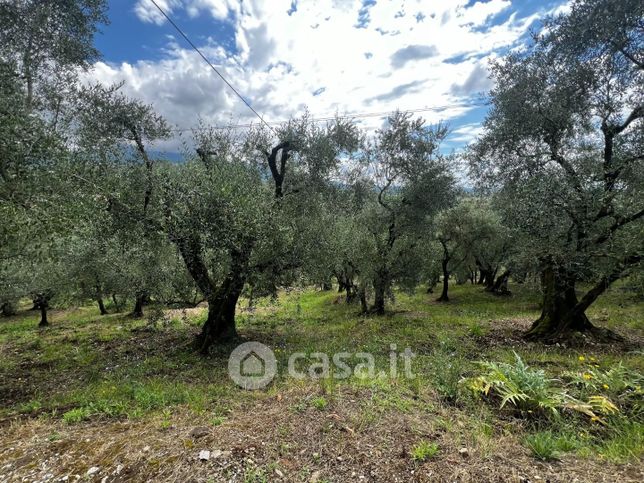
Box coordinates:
[210,416,226,426]
[430,351,467,403]
[563,362,643,415]
[524,429,582,461]
[19,399,42,413]
[62,407,93,424]
[467,352,624,422]
[311,396,328,410]
[411,440,440,461]
[524,432,559,461]
[468,323,485,337]
[468,352,563,415]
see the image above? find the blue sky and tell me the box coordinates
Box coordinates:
[88,0,569,153]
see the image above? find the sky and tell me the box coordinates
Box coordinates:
[88,0,569,153]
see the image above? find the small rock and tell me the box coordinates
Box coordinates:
[459,447,469,457]
[190,427,210,439]
[87,466,99,476]
[275,468,284,477]
[198,450,210,461]
[143,446,150,452]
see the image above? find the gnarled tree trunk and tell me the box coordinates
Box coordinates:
[371,276,387,315]
[359,284,368,314]
[35,293,49,327]
[525,265,593,342]
[197,247,250,353]
[96,285,108,315]
[132,292,145,318]
[437,270,449,301]
[525,260,630,343]
[197,275,243,353]
[437,240,450,302]
[97,297,108,315]
[1,302,17,317]
[489,269,511,295]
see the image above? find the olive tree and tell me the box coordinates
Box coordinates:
[1,0,108,322]
[0,0,107,110]
[433,198,505,302]
[354,112,456,314]
[163,117,361,353]
[74,83,171,317]
[470,0,643,342]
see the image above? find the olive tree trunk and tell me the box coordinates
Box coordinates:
[371,277,387,315]
[197,275,243,354]
[436,258,450,302]
[132,293,145,318]
[36,294,49,327]
[525,265,592,341]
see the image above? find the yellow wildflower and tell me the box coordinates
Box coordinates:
[578,356,585,362]
[583,373,592,380]
[603,384,609,390]
[589,356,596,362]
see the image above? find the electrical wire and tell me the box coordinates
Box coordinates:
[148,0,487,136]
[148,0,274,131]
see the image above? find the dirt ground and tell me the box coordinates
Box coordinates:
[1,385,642,482]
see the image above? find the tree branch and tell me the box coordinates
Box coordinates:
[573,253,641,316]
[593,207,644,246]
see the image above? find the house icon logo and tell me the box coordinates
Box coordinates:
[228,341,277,390]
[241,351,265,377]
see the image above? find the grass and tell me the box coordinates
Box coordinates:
[411,440,440,461]
[311,396,328,410]
[524,431,561,460]
[0,282,642,481]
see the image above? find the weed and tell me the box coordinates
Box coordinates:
[63,407,92,424]
[311,396,328,410]
[468,323,485,337]
[210,416,226,426]
[430,351,468,403]
[411,440,440,461]
[524,432,559,460]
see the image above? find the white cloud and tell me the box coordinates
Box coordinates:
[95,0,560,149]
[451,59,495,96]
[134,0,181,26]
[450,122,486,144]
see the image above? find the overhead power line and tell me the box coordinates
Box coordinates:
[169,102,488,133]
[148,0,487,136]
[148,0,273,131]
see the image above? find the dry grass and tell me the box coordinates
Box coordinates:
[2,385,643,482]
